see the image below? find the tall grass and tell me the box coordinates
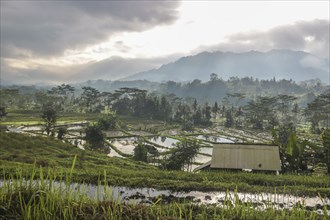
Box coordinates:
[1,132,330,198]
[1,158,328,220]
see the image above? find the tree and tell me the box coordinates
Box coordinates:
[192,99,198,113]
[0,106,8,121]
[34,91,51,109]
[159,96,172,121]
[210,73,219,81]
[48,84,75,112]
[212,102,219,118]
[174,103,192,130]
[133,142,148,162]
[163,139,200,171]
[305,91,330,133]
[81,87,100,112]
[276,94,297,126]
[49,84,75,96]
[225,110,233,128]
[244,96,277,130]
[321,128,330,174]
[100,92,115,112]
[133,90,147,117]
[193,107,203,125]
[144,97,158,119]
[41,103,57,136]
[85,124,105,150]
[202,104,212,126]
[0,89,27,110]
[97,112,117,130]
[226,93,246,107]
[57,127,67,139]
[235,106,244,128]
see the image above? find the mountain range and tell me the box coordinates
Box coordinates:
[2,49,329,86]
[121,49,329,83]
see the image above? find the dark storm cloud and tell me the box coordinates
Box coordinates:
[197,19,330,58]
[0,1,180,58]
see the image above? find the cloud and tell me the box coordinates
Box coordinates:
[114,41,131,53]
[195,19,329,59]
[0,1,180,58]
[1,57,79,85]
[299,54,329,72]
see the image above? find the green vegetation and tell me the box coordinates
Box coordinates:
[1,132,330,198]
[321,128,330,174]
[1,167,327,220]
[0,80,329,218]
[41,102,57,136]
[1,110,100,125]
[85,124,106,150]
[133,142,148,162]
[162,139,200,171]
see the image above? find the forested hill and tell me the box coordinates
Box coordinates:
[157,76,329,106]
[123,50,329,83]
[70,77,328,105]
[2,77,328,107]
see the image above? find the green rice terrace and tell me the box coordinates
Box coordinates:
[1,85,330,219]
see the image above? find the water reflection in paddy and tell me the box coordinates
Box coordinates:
[148,136,179,148]
[194,155,211,164]
[2,180,327,214]
[196,135,234,143]
[199,147,213,155]
[109,137,138,155]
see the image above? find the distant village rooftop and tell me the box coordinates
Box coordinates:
[194,143,281,172]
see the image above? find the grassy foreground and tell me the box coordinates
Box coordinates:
[1,132,330,198]
[1,167,327,220]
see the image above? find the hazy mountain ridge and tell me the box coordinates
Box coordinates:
[122,50,329,83]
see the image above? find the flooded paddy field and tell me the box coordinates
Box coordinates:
[104,130,127,138]
[147,136,179,149]
[108,137,138,155]
[126,130,155,137]
[2,179,328,215]
[195,135,235,143]
[4,123,264,172]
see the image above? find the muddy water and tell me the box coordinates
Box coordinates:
[1,180,329,215]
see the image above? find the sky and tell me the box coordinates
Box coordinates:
[1,0,329,85]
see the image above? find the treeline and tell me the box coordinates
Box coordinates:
[74,76,329,106]
[1,75,328,107]
[159,74,328,106]
[1,82,329,133]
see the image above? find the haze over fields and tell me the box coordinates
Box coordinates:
[1,1,329,85]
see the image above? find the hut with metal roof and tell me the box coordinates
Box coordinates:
[194,143,281,172]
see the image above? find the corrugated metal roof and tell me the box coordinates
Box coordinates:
[210,144,281,171]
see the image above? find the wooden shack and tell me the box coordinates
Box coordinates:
[194,143,281,172]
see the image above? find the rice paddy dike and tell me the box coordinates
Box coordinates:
[1,113,330,219]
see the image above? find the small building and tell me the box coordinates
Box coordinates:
[194,143,281,172]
